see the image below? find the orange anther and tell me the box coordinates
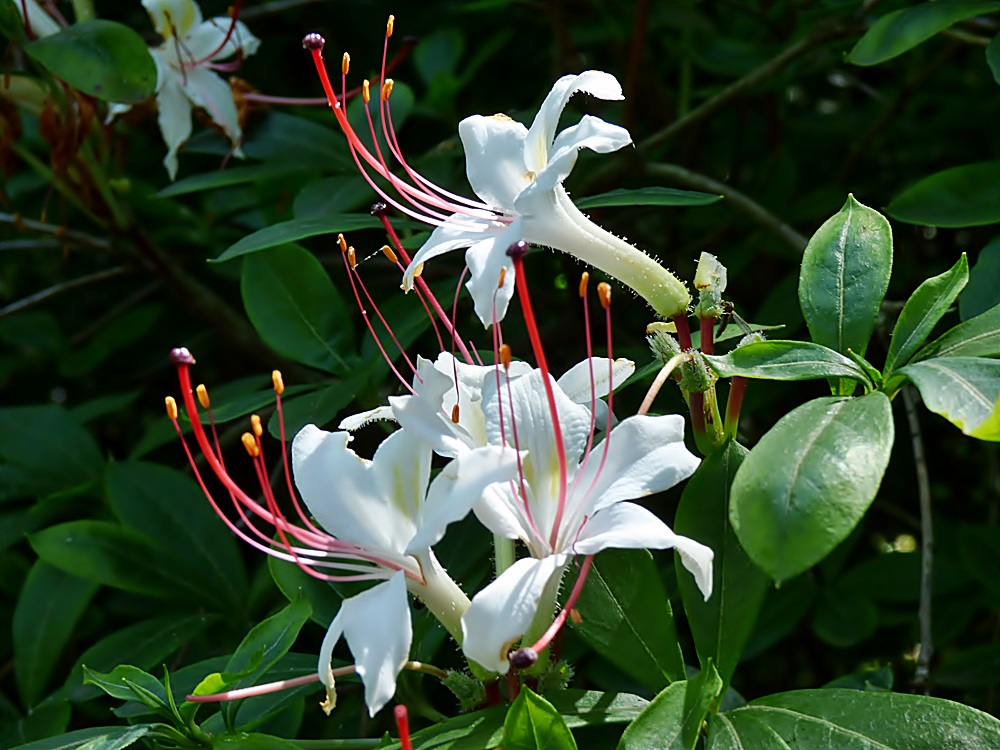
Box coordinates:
[497,266,506,289]
[242,432,259,457]
[569,608,582,625]
[337,233,348,253]
[250,414,263,438]
[412,262,424,278]
[362,79,370,104]
[579,271,589,298]
[196,383,210,409]
[272,370,285,395]
[499,344,512,369]
[381,79,394,101]
[165,396,178,421]
[341,52,350,76]
[386,14,394,37]
[451,404,460,424]
[382,244,398,264]
[597,282,611,310]
[348,246,358,269]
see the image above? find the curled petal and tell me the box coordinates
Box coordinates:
[556,357,635,403]
[155,75,193,180]
[184,17,261,61]
[338,405,396,431]
[142,0,203,39]
[402,217,487,292]
[182,66,242,144]
[464,227,520,327]
[459,114,531,208]
[526,115,632,198]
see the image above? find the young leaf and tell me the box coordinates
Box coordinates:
[730,393,894,582]
[798,195,892,394]
[884,253,969,375]
[82,666,169,714]
[914,302,1000,361]
[887,162,1000,228]
[847,2,1000,66]
[216,216,390,261]
[617,664,723,750]
[675,441,768,690]
[571,549,685,692]
[705,340,873,386]
[961,236,1000,321]
[893,357,1000,440]
[504,688,578,750]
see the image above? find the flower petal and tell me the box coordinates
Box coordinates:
[458,113,531,208]
[461,554,568,673]
[523,71,623,174]
[181,66,241,144]
[556,357,635,403]
[142,0,202,39]
[17,0,61,38]
[184,17,261,62]
[155,75,192,180]
[338,405,396,431]
[406,445,520,555]
[389,365,474,457]
[318,573,411,716]
[464,224,520,327]
[526,114,632,198]
[402,216,491,292]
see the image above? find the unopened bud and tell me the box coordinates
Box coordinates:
[679,350,716,393]
[737,331,766,349]
[647,322,682,363]
[694,252,728,319]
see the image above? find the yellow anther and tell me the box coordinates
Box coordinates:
[251,414,263,438]
[362,79,370,104]
[499,344,512,369]
[386,14,394,38]
[242,432,260,458]
[348,246,358,269]
[451,404,460,424]
[569,608,583,625]
[579,271,589,298]
[497,266,506,289]
[341,52,350,76]
[412,262,424,278]
[196,383,210,409]
[381,79,394,102]
[337,233,348,253]
[272,370,285,395]
[165,396,178,421]
[381,244,398,264]
[597,282,612,310]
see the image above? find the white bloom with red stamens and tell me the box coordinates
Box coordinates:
[109,0,260,179]
[459,368,711,673]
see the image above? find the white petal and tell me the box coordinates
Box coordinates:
[155,75,192,180]
[318,573,412,716]
[523,71,624,174]
[557,357,635,403]
[184,17,261,62]
[406,445,520,555]
[464,223,521,327]
[181,66,241,144]
[402,216,492,291]
[389,364,473,457]
[528,115,632,197]
[472,484,535,544]
[143,0,202,39]
[338,405,396,431]
[291,426,421,554]
[104,102,133,125]
[458,114,531,208]
[17,0,61,38]
[461,554,568,673]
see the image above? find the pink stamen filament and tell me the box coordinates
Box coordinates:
[188,671,326,703]
[395,705,414,750]
[527,555,595,655]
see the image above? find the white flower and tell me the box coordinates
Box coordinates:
[110,0,260,179]
[13,0,61,38]
[457,368,712,673]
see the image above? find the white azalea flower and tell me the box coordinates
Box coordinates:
[458,368,712,674]
[111,0,260,179]
[13,0,61,38]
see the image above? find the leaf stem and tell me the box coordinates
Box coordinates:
[903,386,933,693]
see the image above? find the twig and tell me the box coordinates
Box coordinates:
[903,386,933,694]
[0,266,129,319]
[646,162,808,253]
[0,212,112,252]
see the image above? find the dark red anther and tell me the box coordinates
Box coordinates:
[302,33,325,50]
[170,347,196,365]
[370,201,389,217]
[506,240,530,259]
[509,647,538,670]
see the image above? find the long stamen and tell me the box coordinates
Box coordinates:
[395,705,414,750]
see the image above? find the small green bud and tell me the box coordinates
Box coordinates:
[647,322,681,363]
[536,660,575,694]
[442,670,486,713]
[680,350,716,393]
[694,252,728,319]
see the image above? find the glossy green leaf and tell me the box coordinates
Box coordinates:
[241,111,352,169]
[915,303,1000,361]
[988,33,1000,84]
[798,195,892,394]
[24,20,156,102]
[266,379,364,440]
[269,556,350,629]
[885,254,969,374]
[572,549,685,692]
[0,0,28,43]
[575,187,722,209]
[13,561,98,706]
[731,393,894,582]
[106,462,246,611]
[503,688,578,750]
[157,164,303,198]
[847,2,1000,66]
[241,245,353,373]
[706,689,1000,748]
[741,576,817,660]
[216,216,389,261]
[960,236,1000,321]
[6,726,138,750]
[705,340,872,386]
[936,642,1000,688]
[618,664,723,750]
[675,441,767,689]
[887,162,1000,228]
[0,702,70,749]
[894,357,1000,440]
[82,665,169,713]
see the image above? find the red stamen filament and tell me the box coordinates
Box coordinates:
[181,1,245,69]
[395,705,414,750]
[527,555,594,655]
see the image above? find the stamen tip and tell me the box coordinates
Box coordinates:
[165,396,178,421]
[506,240,530,259]
[341,51,350,75]
[170,347,195,365]
[272,370,285,395]
[250,414,263,438]
[337,233,348,253]
[381,244,399,264]
[302,32,325,51]
[597,282,612,309]
[196,384,210,409]
[386,14,395,38]
[370,201,389,217]
[509,648,538,670]
[578,271,589,298]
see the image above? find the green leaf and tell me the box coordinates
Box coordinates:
[798,195,892,394]
[847,1,1000,66]
[14,561,98,706]
[241,245,353,373]
[157,164,304,198]
[210,733,302,750]
[265,379,364,440]
[6,726,140,750]
[936,642,1000,688]
[988,33,1000,84]
[0,699,70,749]
[894,357,1000,440]
[82,665,169,713]
[269,556,349,628]
[0,0,28,43]
[572,549,685,692]
[706,689,1000,748]
[24,20,156,102]
[810,585,878,647]
[71,725,154,750]
[960,236,1000,321]
[885,254,969,375]
[915,303,1000,361]
[503,688,578,750]
[887,162,1000,228]
[675,441,767,689]
[730,393,894,582]
[575,187,722,209]
[216,216,390,261]
[705,340,873,386]
[618,664,723,750]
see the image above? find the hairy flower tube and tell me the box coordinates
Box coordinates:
[108,0,260,179]
[166,348,519,715]
[302,24,689,327]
